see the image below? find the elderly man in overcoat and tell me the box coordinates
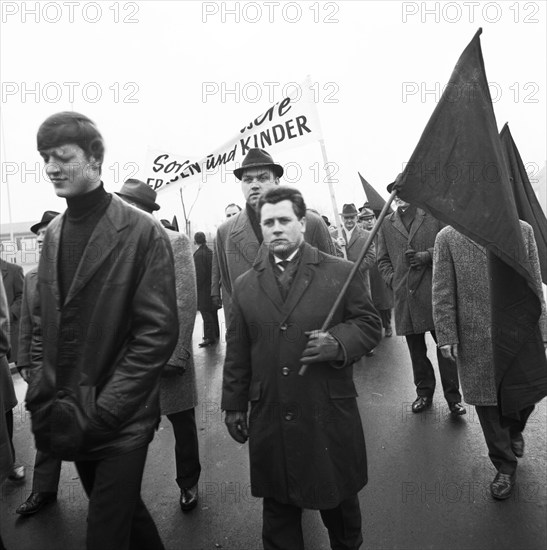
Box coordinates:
[377,180,464,415]
[212,148,335,327]
[433,222,547,499]
[29,112,178,550]
[116,178,201,513]
[222,187,381,550]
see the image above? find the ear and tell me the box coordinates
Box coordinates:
[300,216,307,233]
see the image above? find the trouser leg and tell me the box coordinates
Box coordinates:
[379,309,391,330]
[475,406,517,475]
[167,409,201,489]
[405,333,435,398]
[200,310,216,341]
[32,450,62,493]
[430,331,461,403]
[319,495,363,550]
[75,445,164,550]
[262,498,304,550]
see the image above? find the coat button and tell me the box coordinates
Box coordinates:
[281,367,290,376]
[280,323,287,331]
[285,412,294,421]
[56,390,66,398]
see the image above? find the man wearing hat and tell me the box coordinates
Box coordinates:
[15,211,61,515]
[359,207,394,337]
[337,203,376,294]
[31,111,178,549]
[117,178,202,513]
[212,148,335,326]
[377,177,464,415]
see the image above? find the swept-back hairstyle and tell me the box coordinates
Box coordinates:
[258,186,306,220]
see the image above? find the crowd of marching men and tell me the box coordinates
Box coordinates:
[1,111,546,550]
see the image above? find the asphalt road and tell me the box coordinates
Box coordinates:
[1,312,546,550]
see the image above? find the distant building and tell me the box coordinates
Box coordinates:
[0,221,39,267]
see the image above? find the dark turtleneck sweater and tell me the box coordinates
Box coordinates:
[59,183,112,302]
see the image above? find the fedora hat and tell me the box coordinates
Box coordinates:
[341,203,358,217]
[30,210,60,234]
[386,173,403,194]
[116,179,160,212]
[233,148,284,180]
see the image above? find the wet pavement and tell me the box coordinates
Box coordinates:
[1,312,546,550]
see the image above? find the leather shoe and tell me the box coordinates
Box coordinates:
[448,402,466,416]
[511,433,524,458]
[16,492,57,516]
[8,465,25,482]
[198,339,214,348]
[411,396,432,413]
[365,348,375,357]
[180,485,198,512]
[385,327,393,337]
[490,471,515,500]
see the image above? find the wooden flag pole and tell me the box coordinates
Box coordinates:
[319,138,346,259]
[299,188,398,376]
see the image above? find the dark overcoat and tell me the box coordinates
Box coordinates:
[0,258,24,361]
[377,209,443,335]
[343,226,375,295]
[194,244,213,312]
[213,207,336,324]
[26,195,178,461]
[222,243,382,509]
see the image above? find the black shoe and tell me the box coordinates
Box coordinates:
[411,396,432,413]
[180,485,198,512]
[385,327,393,337]
[198,339,214,348]
[448,402,466,416]
[16,492,57,516]
[511,433,524,458]
[490,471,515,500]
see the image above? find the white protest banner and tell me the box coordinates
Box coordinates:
[145,80,323,192]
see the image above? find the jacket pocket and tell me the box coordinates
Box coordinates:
[327,378,358,399]
[248,380,262,402]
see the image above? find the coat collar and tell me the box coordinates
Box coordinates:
[254,242,319,319]
[46,194,132,307]
[229,207,261,265]
[389,208,426,243]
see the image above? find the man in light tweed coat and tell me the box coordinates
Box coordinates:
[117,180,200,512]
[432,221,547,500]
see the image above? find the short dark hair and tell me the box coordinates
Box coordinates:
[194,231,206,245]
[225,203,242,212]
[258,187,306,220]
[37,111,105,164]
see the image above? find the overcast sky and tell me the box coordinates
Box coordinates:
[1,0,545,233]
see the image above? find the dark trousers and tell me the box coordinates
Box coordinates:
[32,450,62,493]
[75,445,164,550]
[5,410,14,460]
[200,309,219,341]
[405,331,461,403]
[262,496,363,550]
[475,405,531,475]
[379,309,391,330]
[166,408,201,489]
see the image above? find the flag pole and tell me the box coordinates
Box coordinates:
[319,138,346,259]
[299,188,398,376]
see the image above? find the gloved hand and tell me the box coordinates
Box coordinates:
[225,411,249,443]
[405,249,431,268]
[300,330,341,365]
[212,296,222,310]
[440,344,458,361]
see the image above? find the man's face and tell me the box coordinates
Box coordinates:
[343,215,357,231]
[40,143,100,198]
[362,217,374,231]
[260,200,305,258]
[225,205,240,218]
[394,196,410,210]
[241,167,278,209]
[36,226,48,253]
